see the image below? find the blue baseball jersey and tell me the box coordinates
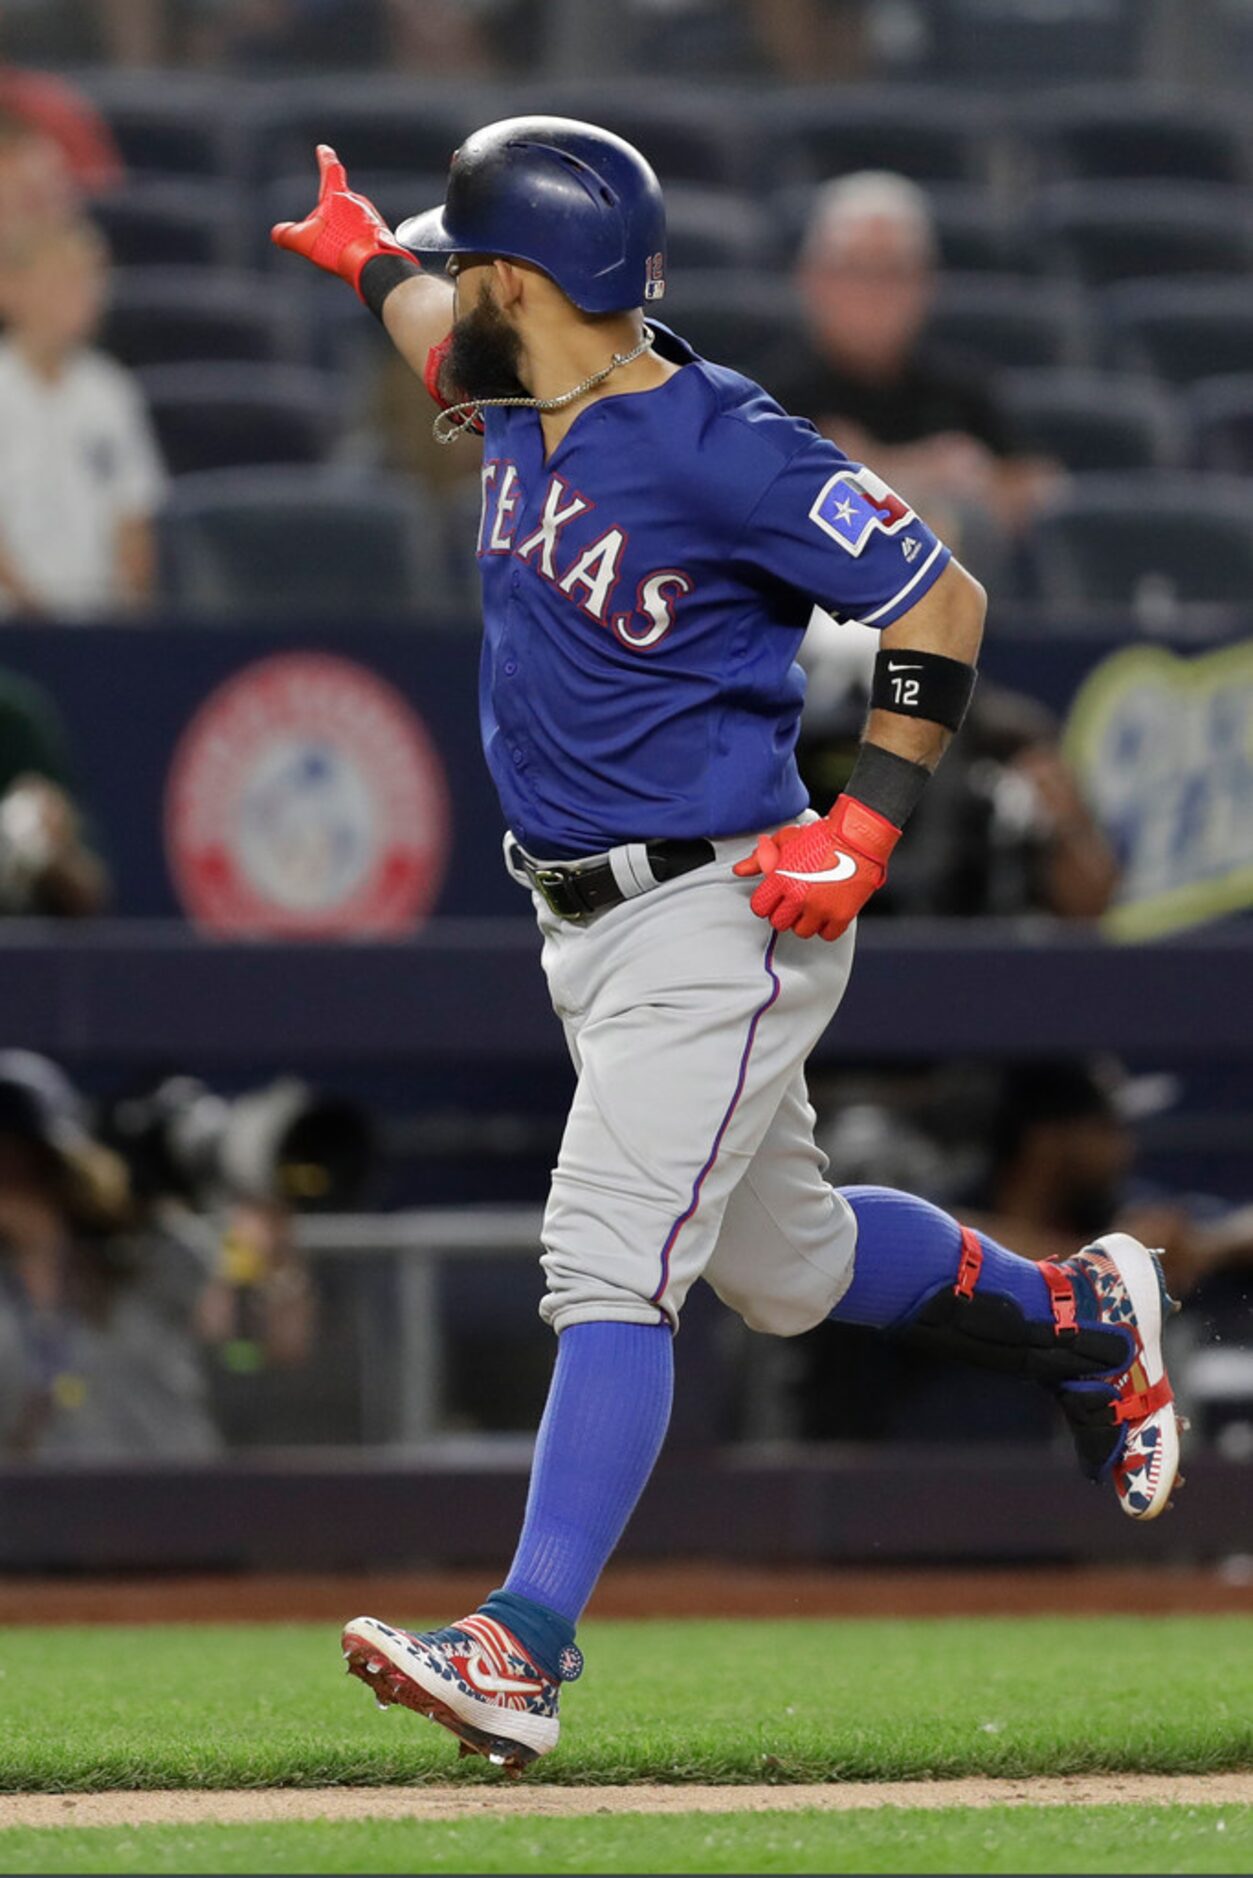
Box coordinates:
[472,323,951,858]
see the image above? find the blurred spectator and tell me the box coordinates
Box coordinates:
[0,108,78,258]
[177,0,501,72]
[0,665,109,915]
[0,59,123,193]
[775,172,1059,574]
[0,1051,316,1459]
[798,624,1119,920]
[0,1049,216,1459]
[744,0,871,79]
[965,1060,1253,1299]
[0,218,166,620]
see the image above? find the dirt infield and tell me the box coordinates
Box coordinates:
[1,1773,1250,1830]
[1,1563,1250,1625]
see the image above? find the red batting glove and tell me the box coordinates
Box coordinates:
[732,795,902,941]
[270,144,414,299]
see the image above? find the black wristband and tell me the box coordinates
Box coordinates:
[871,648,977,733]
[845,742,933,830]
[359,252,422,321]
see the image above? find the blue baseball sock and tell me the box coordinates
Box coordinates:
[487,1320,673,1677]
[832,1185,1079,1327]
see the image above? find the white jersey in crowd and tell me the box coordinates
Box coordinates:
[0,341,166,619]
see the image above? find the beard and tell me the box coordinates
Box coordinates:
[443,282,528,403]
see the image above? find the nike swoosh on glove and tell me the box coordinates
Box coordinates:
[271,144,414,298]
[732,794,902,941]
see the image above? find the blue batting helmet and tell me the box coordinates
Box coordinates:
[397,116,667,315]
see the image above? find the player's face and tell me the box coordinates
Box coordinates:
[445,266,528,401]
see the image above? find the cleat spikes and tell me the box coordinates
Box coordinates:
[375,1696,391,1711]
[366,1656,385,1674]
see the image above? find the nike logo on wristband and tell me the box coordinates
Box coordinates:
[776,854,859,884]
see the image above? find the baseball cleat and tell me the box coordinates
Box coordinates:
[1058,1233,1181,1520]
[342,1613,580,1774]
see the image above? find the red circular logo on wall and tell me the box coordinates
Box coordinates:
[166,653,450,936]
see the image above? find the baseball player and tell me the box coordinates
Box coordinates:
[273,121,1181,1774]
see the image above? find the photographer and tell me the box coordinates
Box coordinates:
[0,664,109,917]
[0,1053,317,1459]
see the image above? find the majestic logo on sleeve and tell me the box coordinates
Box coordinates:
[809,468,914,556]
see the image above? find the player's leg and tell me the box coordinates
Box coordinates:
[703,1069,858,1335]
[827,1186,1181,1519]
[705,1105,1179,1521]
[346,851,855,1767]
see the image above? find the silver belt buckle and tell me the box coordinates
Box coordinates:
[533,863,591,921]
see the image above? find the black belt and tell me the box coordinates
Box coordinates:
[508,836,716,921]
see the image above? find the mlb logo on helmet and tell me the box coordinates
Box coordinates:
[809,467,912,557]
[644,251,666,301]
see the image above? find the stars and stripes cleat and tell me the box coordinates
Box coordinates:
[1057,1232,1182,1520]
[341,1613,581,1774]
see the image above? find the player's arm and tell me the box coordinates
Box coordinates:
[736,559,987,942]
[271,145,452,379]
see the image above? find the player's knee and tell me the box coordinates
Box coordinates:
[705,1269,842,1337]
[540,1243,679,1333]
[540,1173,700,1332]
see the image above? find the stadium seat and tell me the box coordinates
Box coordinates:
[1100,279,1253,383]
[248,79,502,186]
[656,274,803,384]
[1027,184,1253,288]
[926,274,1089,370]
[89,179,240,271]
[921,0,1146,86]
[761,88,999,191]
[1000,370,1180,471]
[663,188,774,273]
[160,468,446,619]
[101,271,309,371]
[76,71,242,180]
[1025,87,1250,186]
[1027,474,1253,609]
[543,85,747,189]
[139,365,341,477]
[1186,375,1253,473]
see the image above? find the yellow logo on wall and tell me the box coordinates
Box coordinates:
[1063,641,1253,941]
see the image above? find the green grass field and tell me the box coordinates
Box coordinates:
[0,1807,1250,1876]
[0,1615,1247,1872]
[0,1615,1247,1790]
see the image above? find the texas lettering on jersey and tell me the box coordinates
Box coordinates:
[479,459,692,652]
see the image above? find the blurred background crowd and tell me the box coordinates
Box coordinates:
[0,0,1248,1510]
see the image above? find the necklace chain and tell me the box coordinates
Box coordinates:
[433,325,656,445]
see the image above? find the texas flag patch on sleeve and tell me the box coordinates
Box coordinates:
[809,467,914,556]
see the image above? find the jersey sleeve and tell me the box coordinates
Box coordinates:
[733,432,952,630]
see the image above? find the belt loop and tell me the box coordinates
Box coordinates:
[608,842,656,902]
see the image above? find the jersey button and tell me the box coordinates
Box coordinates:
[511,746,525,767]
[504,658,518,677]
